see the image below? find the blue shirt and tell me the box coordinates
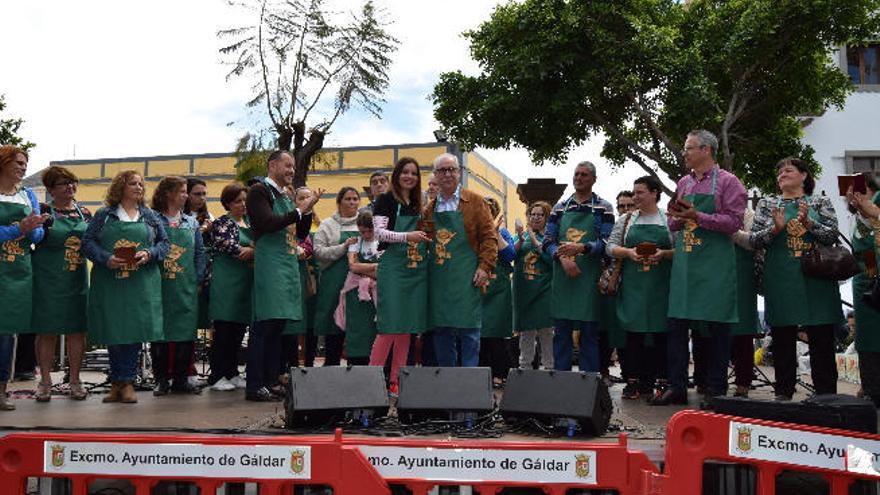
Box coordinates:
[82,205,170,267]
[435,184,462,212]
[157,212,207,284]
[542,192,615,258]
[498,228,516,264]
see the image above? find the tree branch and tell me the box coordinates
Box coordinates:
[621,148,675,197]
[257,0,279,128]
[633,95,683,167]
[301,37,366,124]
[587,108,663,164]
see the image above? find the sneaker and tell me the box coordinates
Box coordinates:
[35,383,52,402]
[153,380,170,397]
[211,378,236,391]
[621,380,639,400]
[733,385,749,398]
[245,387,281,402]
[188,376,206,388]
[229,376,246,389]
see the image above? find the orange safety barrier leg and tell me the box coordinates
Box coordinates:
[831,474,853,494]
[71,477,89,495]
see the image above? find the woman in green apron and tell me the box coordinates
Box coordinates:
[313,187,361,365]
[0,145,49,410]
[184,178,214,332]
[150,177,206,396]
[479,197,515,386]
[730,209,762,398]
[371,158,430,394]
[335,212,380,364]
[83,170,169,404]
[207,183,253,391]
[848,174,880,406]
[608,176,673,401]
[750,157,842,400]
[32,166,91,402]
[513,201,554,370]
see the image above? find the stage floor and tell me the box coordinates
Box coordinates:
[0,364,860,465]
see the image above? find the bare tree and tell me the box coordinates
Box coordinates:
[219,0,398,186]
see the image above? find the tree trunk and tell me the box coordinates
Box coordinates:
[293,128,325,188]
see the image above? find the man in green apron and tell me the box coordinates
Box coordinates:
[244,150,320,401]
[543,161,615,372]
[423,153,497,367]
[656,130,747,407]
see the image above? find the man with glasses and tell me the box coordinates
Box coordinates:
[543,161,615,372]
[423,153,497,367]
[616,191,635,215]
[653,129,746,408]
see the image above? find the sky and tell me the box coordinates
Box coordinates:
[2,0,659,201]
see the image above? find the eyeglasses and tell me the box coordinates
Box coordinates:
[435,167,459,175]
[191,191,207,196]
[53,180,77,188]
[617,203,635,211]
[683,145,705,152]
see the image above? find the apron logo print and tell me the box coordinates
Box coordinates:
[1,238,25,262]
[574,453,591,478]
[565,227,587,245]
[286,226,299,256]
[735,426,753,453]
[523,251,541,280]
[290,450,306,474]
[114,239,141,279]
[163,244,187,279]
[406,242,423,268]
[64,237,84,271]
[682,220,702,252]
[50,444,65,468]
[434,229,457,265]
[786,219,810,258]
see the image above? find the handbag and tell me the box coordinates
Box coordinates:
[598,213,632,296]
[800,231,861,281]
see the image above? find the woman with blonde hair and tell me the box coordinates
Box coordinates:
[83,170,169,404]
[32,165,92,402]
[0,145,49,410]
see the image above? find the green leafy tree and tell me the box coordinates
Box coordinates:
[432,0,880,193]
[219,0,398,186]
[0,95,35,151]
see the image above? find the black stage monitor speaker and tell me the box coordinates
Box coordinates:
[500,369,612,437]
[713,394,877,434]
[284,366,389,428]
[396,366,494,423]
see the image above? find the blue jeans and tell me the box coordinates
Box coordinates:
[667,318,731,396]
[553,320,599,372]
[0,335,13,382]
[246,319,284,394]
[433,327,480,367]
[108,343,140,382]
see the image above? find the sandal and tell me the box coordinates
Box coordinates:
[69,382,88,401]
[35,382,52,402]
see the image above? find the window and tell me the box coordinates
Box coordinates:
[847,44,880,85]
[846,152,880,175]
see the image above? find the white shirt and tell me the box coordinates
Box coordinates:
[349,237,382,262]
[435,184,462,213]
[0,190,30,207]
[116,205,140,222]
[265,176,304,217]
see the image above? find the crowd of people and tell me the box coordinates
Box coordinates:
[0,127,875,410]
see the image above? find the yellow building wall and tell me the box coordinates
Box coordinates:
[67,163,102,180]
[105,161,144,177]
[149,159,190,177]
[398,145,447,168]
[194,157,236,175]
[76,184,106,204]
[341,149,393,169]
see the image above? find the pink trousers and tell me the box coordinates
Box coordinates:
[369,334,411,386]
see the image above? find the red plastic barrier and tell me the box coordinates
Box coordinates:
[345,433,659,495]
[0,429,660,495]
[657,410,880,495]
[0,429,388,495]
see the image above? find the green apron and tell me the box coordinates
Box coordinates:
[512,233,553,331]
[762,197,842,327]
[668,167,738,323]
[31,204,88,334]
[283,257,312,335]
[376,205,428,334]
[253,180,302,322]
[88,212,163,345]
[313,229,358,335]
[550,200,601,322]
[209,221,253,324]
[0,197,34,334]
[157,217,198,342]
[617,214,672,334]
[342,244,378,358]
[481,247,513,338]
[730,245,762,335]
[429,208,481,328]
[853,192,880,352]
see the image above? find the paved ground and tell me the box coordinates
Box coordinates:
[0,364,863,466]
